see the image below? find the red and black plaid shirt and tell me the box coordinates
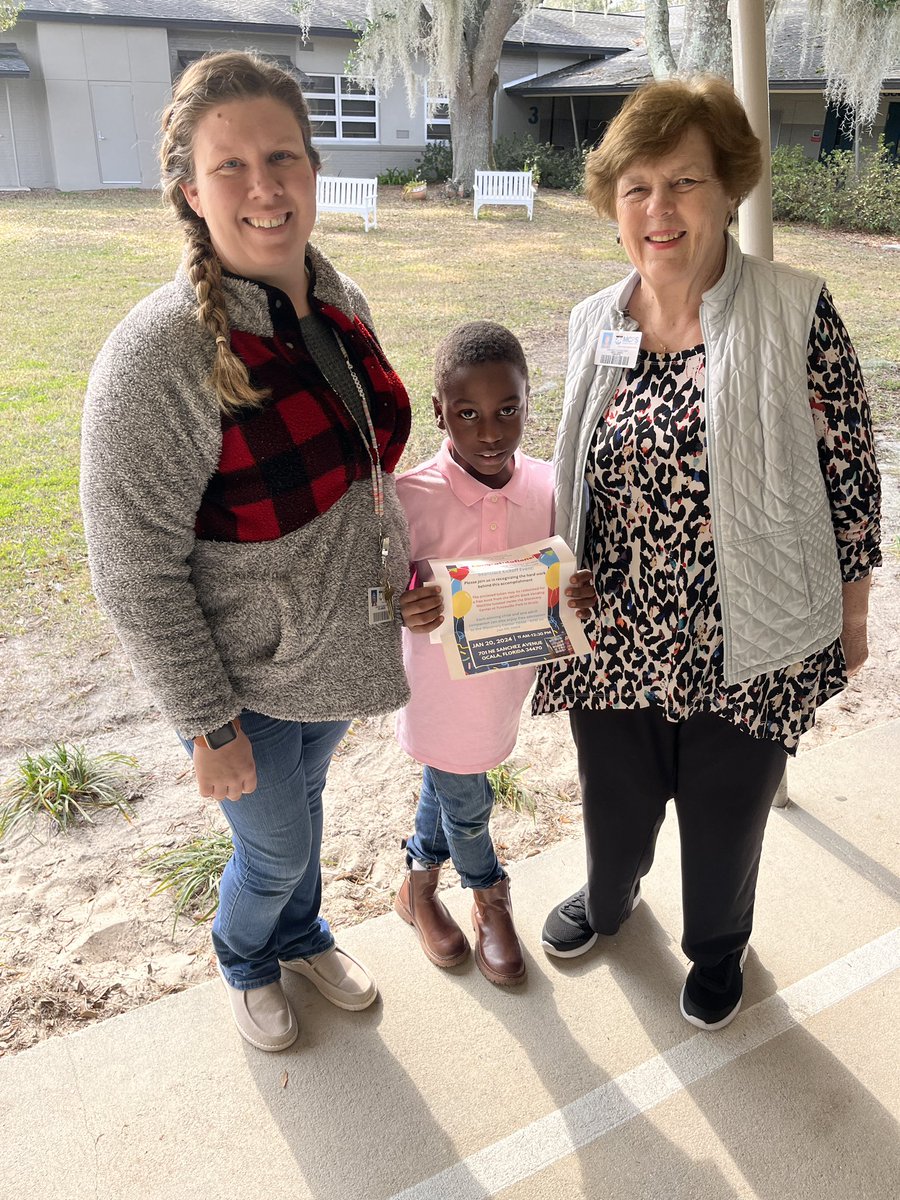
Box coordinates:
[195,284,410,543]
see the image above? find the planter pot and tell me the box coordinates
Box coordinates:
[403,185,427,201]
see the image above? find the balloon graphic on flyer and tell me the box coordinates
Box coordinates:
[428,537,590,681]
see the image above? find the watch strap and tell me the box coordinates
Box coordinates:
[198,720,239,750]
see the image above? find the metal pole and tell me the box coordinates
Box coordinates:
[5,84,22,190]
[854,116,861,179]
[729,0,773,260]
[771,770,790,809]
[569,95,579,146]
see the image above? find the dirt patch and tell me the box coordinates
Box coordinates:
[1,441,898,1058]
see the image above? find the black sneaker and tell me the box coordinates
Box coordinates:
[541,888,598,957]
[679,945,749,1030]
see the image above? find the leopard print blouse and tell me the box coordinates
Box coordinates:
[533,288,881,753]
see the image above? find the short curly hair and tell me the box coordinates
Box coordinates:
[433,321,529,394]
[584,75,762,220]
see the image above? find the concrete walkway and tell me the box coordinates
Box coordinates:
[3,720,899,1200]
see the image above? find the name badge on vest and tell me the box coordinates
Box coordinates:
[594,329,642,368]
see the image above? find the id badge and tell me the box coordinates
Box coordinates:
[367,587,393,626]
[594,329,642,368]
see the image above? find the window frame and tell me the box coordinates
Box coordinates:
[424,82,451,144]
[303,73,379,144]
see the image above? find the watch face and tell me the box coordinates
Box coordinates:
[205,722,238,750]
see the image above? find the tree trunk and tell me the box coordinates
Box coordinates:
[448,0,523,193]
[678,0,733,78]
[645,0,677,79]
[450,79,496,194]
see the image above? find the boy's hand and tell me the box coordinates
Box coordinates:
[399,584,444,634]
[565,570,597,621]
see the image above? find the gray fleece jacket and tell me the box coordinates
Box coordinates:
[80,244,410,738]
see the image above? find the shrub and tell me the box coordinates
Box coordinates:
[771,141,900,234]
[378,166,419,186]
[493,134,586,191]
[0,743,137,839]
[415,140,453,183]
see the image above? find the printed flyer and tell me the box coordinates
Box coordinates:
[428,535,591,681]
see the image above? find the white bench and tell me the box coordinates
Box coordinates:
[473,169,535,220]
[316,175,378,231]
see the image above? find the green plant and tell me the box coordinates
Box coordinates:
[0,743,137,839]
[523,156,542,187]
[488,762,535,819]
[143,829,233,931]
[377,165,419,186]
[493,134,586,191]
[771,141,900,233]
[415,139,453,183]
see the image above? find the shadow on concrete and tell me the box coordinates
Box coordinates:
[483,903,900,1199]
[776,802,900,903]
[239,983,482,1200]
[446,915,742,1200]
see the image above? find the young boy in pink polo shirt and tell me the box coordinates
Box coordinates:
[394,322,595,986]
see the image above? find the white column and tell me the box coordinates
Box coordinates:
[729,0,773,261]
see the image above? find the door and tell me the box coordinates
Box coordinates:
[0,84,21,189]
[89,82,141,184]
[820,101,854,158]
[884,102,900,163]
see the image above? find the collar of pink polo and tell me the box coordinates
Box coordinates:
[436,438,528,507]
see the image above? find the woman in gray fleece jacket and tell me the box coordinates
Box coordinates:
[80,53,411,1052]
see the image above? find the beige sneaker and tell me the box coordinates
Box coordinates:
[280,946,377,1011]
[218,965,298,1052]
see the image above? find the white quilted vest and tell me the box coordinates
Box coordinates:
[554,235,843,685]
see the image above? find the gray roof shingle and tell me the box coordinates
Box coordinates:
[19,0,370,34]
[0,42,31,77]
[508,1,900,94]
[18,0,644,52]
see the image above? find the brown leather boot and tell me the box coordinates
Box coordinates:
[394,867,469,968]
[471,876,526,986]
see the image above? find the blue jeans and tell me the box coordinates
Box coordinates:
[180,711,349,989]
[404,765,503,890]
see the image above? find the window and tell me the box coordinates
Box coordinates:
[301,74,378,142]
[176,50,296,77]
[425,83,451,143]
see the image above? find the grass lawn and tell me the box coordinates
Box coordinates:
[1,187,898,637]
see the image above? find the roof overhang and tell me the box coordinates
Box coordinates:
[0,43,30,77]
[19,10,358,37]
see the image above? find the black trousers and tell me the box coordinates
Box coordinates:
[570,707,787,966]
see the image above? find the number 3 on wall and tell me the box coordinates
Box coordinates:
[528,106,538,125]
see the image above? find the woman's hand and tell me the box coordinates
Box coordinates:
[398,584,444,634]
[841,577,871,678]
[193,721,257,801]
[565,570,598,621]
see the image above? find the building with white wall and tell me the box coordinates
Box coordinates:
[2,0,628,190]
[2,1,898,192]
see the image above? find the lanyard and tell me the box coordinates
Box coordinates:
[326,333,393,614]
[330,332,384,522]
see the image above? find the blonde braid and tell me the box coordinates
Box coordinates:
[159,51,322,416]
[184,226,269,414]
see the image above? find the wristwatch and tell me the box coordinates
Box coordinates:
[196,720,239,750]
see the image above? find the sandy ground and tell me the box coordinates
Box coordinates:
[1,437,897,1058]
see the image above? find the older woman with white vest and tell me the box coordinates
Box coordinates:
[534,76,881,1030]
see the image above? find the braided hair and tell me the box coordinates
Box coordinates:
[160,52,321,414]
